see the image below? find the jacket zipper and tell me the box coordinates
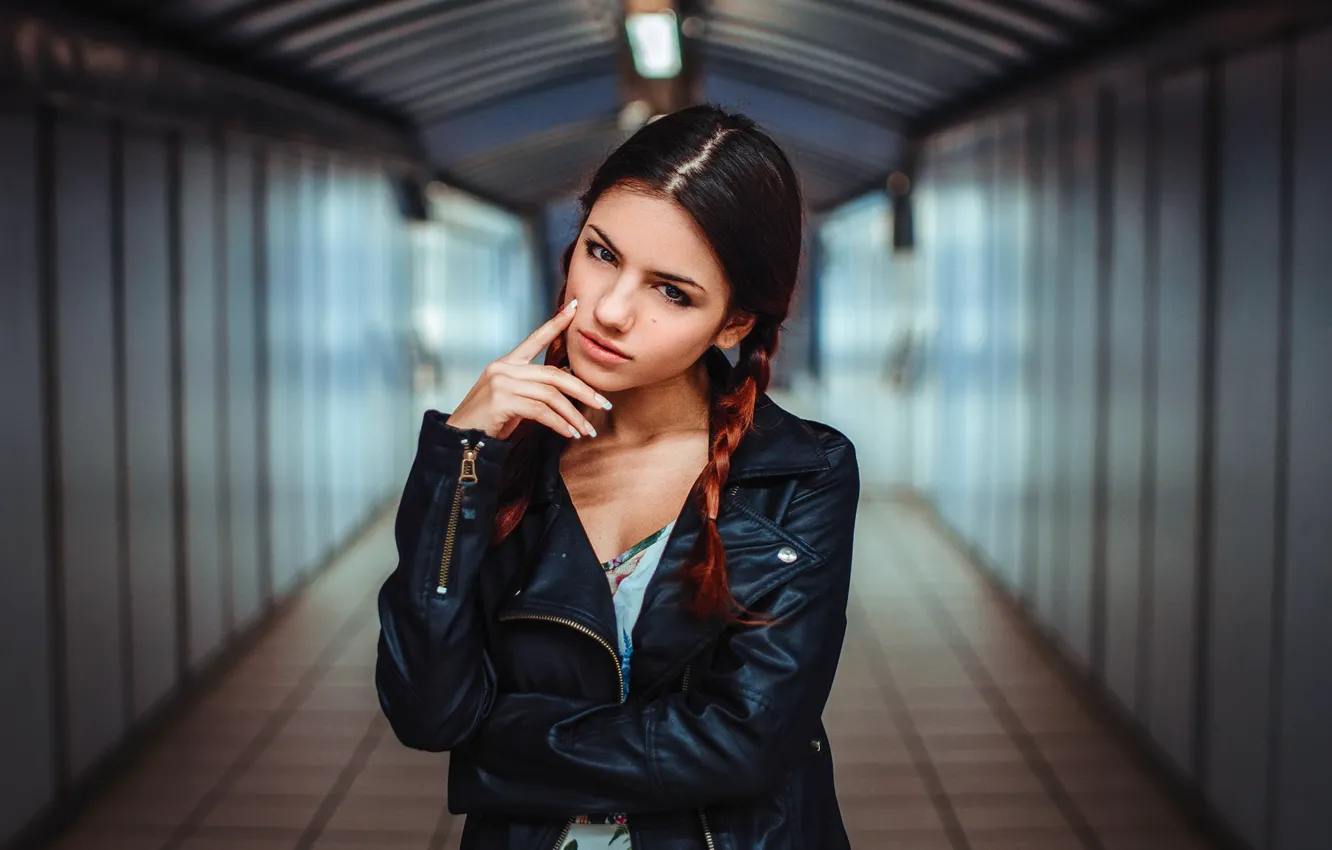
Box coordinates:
[499,613,625,699]
[436,439,481,595]
[550,819,573,850]
[501,612,624,850]
[681,665,717,850]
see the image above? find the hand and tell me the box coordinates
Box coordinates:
[445,300,610,441]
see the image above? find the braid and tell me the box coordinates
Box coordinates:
[686,325,779,621]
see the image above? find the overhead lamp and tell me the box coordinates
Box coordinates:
[618,99,652,131]
[625,11,681,79]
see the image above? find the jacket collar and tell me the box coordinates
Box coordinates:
[531,346,828,506]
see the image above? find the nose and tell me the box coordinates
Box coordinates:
[591,271,636,333]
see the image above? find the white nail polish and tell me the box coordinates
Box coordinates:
[565,298,578,313]
[569,426,581,439]
[588,427,597,438]
[596,395,612,410]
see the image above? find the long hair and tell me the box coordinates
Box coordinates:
[491,105,804,621]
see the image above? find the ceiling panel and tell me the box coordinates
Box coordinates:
[87,0,1164,210]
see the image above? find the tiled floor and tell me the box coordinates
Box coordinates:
[44,498,1220,850]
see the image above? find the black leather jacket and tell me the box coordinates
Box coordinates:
[376,353,861,850]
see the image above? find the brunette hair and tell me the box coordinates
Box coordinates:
[492,104,804,621]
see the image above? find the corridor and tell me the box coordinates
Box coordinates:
[45,500,1215,850]
[5,3,1332,850]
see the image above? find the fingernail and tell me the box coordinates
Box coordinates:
[595,395,612,410]
[564,299,578,313]
[588,426,597,438]
[568,426,581,439]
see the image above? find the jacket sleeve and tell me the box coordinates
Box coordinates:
[375,410,514,752]
[446,436,859,816]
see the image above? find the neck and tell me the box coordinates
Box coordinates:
[582,356,712,444]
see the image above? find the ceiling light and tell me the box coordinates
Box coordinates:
[625,11,681,79]
[619,99,652,131]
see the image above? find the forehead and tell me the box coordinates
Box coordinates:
[585,187,726,285]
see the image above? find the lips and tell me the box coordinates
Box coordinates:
[577,329,630,363]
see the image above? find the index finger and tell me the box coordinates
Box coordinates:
[503,299,577,364]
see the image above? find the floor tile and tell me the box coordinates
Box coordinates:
[202,792,324,830]
[323,795,447,835]
[952,795,1073,833]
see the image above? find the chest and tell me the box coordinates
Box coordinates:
[560,437,707,565]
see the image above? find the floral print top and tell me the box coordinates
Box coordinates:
[560,520,675,850]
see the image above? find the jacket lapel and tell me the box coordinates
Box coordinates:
[626,486,827,697]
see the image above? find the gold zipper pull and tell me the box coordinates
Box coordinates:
[459,440,480,484]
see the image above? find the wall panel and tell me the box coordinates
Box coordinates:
[121,129,178,714]
[298,157,325,576]
[1060,91,1101,665]
[1276,28,1332,850]
[181,132,225,670]
[1207,47,1284,846]
[227,140,264,629]
[1146,67,1207,776]
[266,152,302,597]
[1034,102,1063,627]
[1103,82,1149,711]
[54,116,126,778]
[0,108,57,841]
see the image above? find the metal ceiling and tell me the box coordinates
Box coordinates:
[85,0,1167,211]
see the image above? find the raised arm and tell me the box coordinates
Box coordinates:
[375,412,514,751]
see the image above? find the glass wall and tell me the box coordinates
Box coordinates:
[409,186,544,417]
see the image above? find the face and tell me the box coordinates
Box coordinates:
[562,185,753,393]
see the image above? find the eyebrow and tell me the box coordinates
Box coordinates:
[588,224,703,290]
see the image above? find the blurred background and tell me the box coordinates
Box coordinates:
[1,1,1330,849]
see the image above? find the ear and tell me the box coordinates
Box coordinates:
[713,311,756,350]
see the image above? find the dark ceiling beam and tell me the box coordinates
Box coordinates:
[363,25,613,103]
[314,2,585,80]
[929,0,1112,29]
[202,0,333,40]
[733,0,1031,60]
[826,0,1053,51]
[703,38,932,115]
[255,0,474,56]
[412,52,615,123]
[704,18,944,105]
[400,44,613,113]
[703,53,913,130]
[846,0,1071,44]
[416,59,616,126]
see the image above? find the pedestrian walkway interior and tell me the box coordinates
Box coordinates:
[44,498,1219,850]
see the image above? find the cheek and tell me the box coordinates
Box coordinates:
[637,313,721,364]
[564,256,609,300]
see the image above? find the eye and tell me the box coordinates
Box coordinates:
[584,238,616,265]
[656,283,692,307]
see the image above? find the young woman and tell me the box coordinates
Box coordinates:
[376,105,860,850]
